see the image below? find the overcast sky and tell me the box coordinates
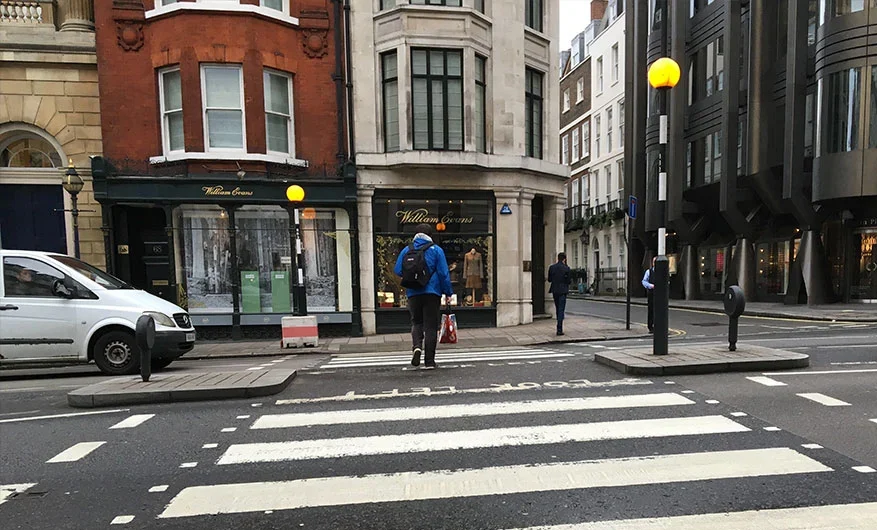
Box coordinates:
[559,0,592,50]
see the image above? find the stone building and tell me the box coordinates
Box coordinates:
[0,0,105,268]
[351,0,568,334]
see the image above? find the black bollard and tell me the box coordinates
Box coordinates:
[135,315,156,382]
[723,286,746,352]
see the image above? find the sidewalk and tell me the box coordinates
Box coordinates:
[187,314,652,360]
[571,294,877,322]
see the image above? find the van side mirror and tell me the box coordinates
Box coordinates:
[52,277,78,299]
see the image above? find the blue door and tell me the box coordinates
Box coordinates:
[0,184,67,253]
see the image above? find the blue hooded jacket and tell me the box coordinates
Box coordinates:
[394,235,454,298]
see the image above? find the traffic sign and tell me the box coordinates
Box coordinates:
[628,195,638,219]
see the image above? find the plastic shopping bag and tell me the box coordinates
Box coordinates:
[438,311,458,344]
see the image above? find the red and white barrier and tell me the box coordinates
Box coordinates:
[281,316,319,348]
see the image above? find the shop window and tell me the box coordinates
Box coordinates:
[159,68,184,154]
[0,134,62,168]
[851,230,877,300]
[475,55,487,153]
[525,0,543,32]
[174,205,234,313]
[202,65,245,150]
[412,48,464,151]
[264,70,294,156]
[301,209,346,312]
[571,128,579,161]
[235,206,293,314]
[525,68,544,158]
[869,66,877,149]
[825,67,861,153]
[373,197,494,310]
[756,240,791,296]
[699,246,726,296]
[582,121,590,158]
[381,51,400,152]
[830,0,865,17]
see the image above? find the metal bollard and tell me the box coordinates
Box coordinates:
[135,315,156,382]
[723,286,746,352]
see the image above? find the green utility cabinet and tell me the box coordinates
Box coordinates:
[271,270,291,313]
[241,271,261,313]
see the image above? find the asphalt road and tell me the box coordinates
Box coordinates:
[1,300,875,528]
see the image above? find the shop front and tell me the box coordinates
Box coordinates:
[91,158,359,338]
[850,219,877,302]
[372,190,496,334]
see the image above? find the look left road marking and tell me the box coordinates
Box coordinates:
[0,484,36,505]
[797,393,851,407]
[109,414,155,429]
[47,442,106,463]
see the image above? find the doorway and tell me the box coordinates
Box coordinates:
[0,184,66,253]
[113,206,173,302]
[531,196,545,315]
[850,229,877,302]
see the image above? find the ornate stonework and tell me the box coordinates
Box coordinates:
[115,21,144,52]
[301,29,328,58]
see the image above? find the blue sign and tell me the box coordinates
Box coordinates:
[500,203,512,215]
[628,195,638,219]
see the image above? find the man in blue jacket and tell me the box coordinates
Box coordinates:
[394,223,454,369]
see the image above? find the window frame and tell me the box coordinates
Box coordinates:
[606,107,613,153]
[582,121,590,158]
[263,69,295,157]
[597,56,604,93]
[618,99,625,148]
[611,44,619,83]
[525,67,544,159]
[572,127,580,161]
[410,48,465,151]
[576,77,584,103]
[595,115,601,158]
[409,0,463,5]
[158,66,184,155]
[260,0,288,13]
[201,64,246,152]
[562,134,569,165]
[475,54,487,153]
[381,51,400,152]
[563,88,570,112]
[525,0,543,32]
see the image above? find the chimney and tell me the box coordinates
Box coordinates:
[591,0,608,21]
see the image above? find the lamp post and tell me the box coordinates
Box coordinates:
[647,57,681,356]
[61,159,85,259]
[286,184,308,316]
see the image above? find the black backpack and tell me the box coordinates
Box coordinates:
[400,242,434,289]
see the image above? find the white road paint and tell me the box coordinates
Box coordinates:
[765,368,877,376]
[0,484,36,505]
[764,427,782,432]
[253,393,695,430]
[705,400,720,404]
[160,448,830,518]
[0,409,128,424]
[802,444,823,449]
[236,415,251,420]
[110,515,135,525]
[246,367,264,371]
[46,442,106,463]
[503,502,877,529]
[109,414,155,429]
[250,403,263,407]
[797,393,851,407]
[221,427,237,433]
[870,419,877,425]
[730,412,747,417]
[321,351,575,369]
[746,376,787,387]
[179,462,198,468]
[816,344,876,349]
[853,466,876,473]
[832,361,877,366]
[219,416,749,464]
[202,443,218,449]
[148,485,169,493]
[324,348,561,363]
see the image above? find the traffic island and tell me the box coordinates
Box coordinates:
[67,369,296,408]
[594,344,809,376]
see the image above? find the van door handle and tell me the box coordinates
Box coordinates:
[0,304,19,311]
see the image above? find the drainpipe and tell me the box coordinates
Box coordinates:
[332,0,346,165]
[344,0,355,158]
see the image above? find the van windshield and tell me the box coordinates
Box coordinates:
[49,255,132,290]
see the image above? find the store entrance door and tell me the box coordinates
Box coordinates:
[531,196,545,315]
[113,206,173,302]
[851,229,877,302]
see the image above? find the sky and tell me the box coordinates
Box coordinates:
[560,0,592,50]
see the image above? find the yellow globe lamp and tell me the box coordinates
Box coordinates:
[286,184,305,203]
[647,57,681,89]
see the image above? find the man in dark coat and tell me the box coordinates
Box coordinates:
[547,252,572,336]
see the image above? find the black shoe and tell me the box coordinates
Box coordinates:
[411,347,422,367]
[556,331,564,336]
[648,328,654,334]
[423,362,437,370]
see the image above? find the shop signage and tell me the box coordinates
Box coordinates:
[202,185,255,197]
[855,217,877,228]
[395,208,473,225]
[500,203,512,215]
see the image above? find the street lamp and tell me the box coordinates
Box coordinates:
[647,57,680,356]
[61,159,85,259]
[286,184,308,316]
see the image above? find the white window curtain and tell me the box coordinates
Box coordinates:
[203,66,244,149]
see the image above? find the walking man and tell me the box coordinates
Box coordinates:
[548,252,571,336]
[642,256,657,333]
[394,223,454,369]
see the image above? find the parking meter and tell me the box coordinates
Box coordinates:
[723,286,746,351]
[135,315,156,382]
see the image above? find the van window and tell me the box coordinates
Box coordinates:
[3,257,65,298]
[49,255,130,290]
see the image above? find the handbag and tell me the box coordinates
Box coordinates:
[438,304,458,344]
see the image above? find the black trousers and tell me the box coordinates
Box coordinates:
[408,294,441,363]
[647,290,654,331]
[553,293,567,332]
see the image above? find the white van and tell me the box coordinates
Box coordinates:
[0,250,195,375]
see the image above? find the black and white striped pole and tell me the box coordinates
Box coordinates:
[648,57,680,356]
[286,185,308,316]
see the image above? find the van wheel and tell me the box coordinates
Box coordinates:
[151,358,174,371]
[93,331,139,375]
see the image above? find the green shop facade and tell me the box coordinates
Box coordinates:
[90,157,361,339]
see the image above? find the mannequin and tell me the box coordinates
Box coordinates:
[463,248,483,304]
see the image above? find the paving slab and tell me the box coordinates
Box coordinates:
[67,369,296,408]
[594,343,809,376]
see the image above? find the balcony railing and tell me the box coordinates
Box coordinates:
[564,205,585,224]
[0,1,52,24]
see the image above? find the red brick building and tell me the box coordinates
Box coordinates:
[92,0,358,339]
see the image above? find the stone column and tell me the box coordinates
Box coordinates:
[58,0,94,32]
[679,244,700,300]
[357,187,376,335]
[519,192,535,325]
[543,195,565,317]
[785,230,832,305]
[730,237,757,302]
[495,190,522,327]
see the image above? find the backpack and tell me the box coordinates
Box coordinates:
[400,242,434,289]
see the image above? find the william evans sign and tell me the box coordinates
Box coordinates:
[395,208,474,225]
[202,185,254,197]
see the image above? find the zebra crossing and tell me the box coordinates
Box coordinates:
[317,346,576,370]
[149,385,877,527]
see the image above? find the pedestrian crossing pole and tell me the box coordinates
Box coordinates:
[286,185,308,316]
[647,58,681,357]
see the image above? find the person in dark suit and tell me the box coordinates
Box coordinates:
[547,252,572,336]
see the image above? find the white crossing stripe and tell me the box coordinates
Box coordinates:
[252,393,695,430]
[0,483,36,505]
[853,466,876,473]
[0,409,128,424]
[160,448,830,518]
[109,414,155,429]
[797,393,852,407]
[746,376,787,387]
[110,515,135,525]
[46,442,106,463]
[870,419,877,425]
[504,502,877,529]
[320,349,573,368]
[218,416,749,464]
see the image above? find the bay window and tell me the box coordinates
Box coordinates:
[264,70,294,155]
[412,48,464,151]
[382,51,400,152]
[525,67,544,158]
[202,65,245,150]
[159,68,184,154]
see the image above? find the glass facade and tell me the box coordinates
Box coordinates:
[756,240,792,297]
[825,68,861,153]
[851,229,877,300]
[174,205,234,313]
[698,246,726,297]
